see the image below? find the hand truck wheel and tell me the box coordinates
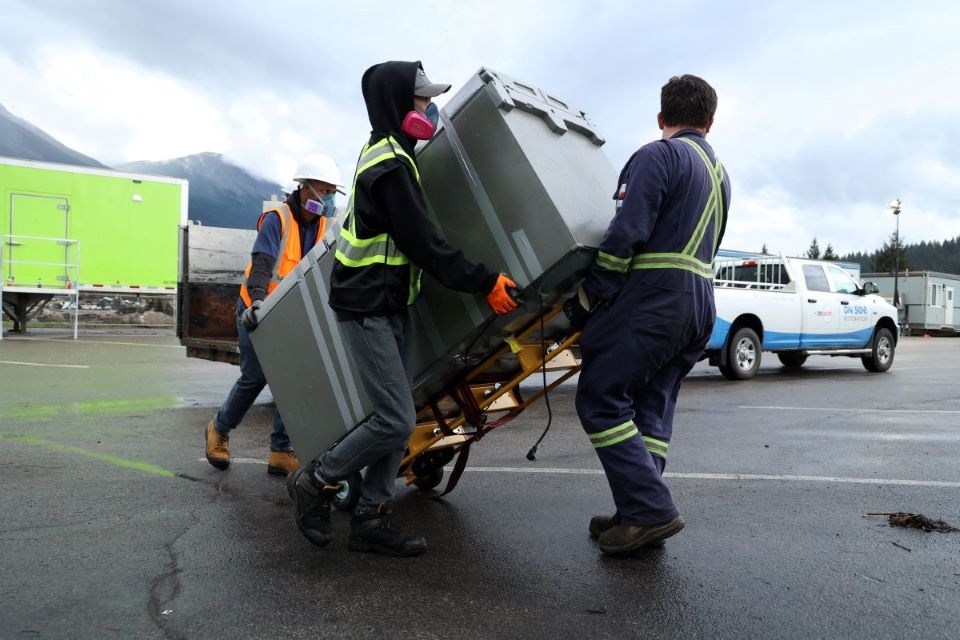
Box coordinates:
[332,471,363,511]
[413,468,445,491]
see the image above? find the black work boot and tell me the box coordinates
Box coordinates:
[348,503,426,557]
[287,463,341,548]
[598,515,684,555]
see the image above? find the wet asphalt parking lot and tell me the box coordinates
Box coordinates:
[1,331,958,639]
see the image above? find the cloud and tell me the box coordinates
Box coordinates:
[1,0,958,255]
[35,45,230,161]
[719,186,806,256]
[0,38,364,183]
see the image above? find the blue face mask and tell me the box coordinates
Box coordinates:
[424,102,439,128]
[304,187,336,217]
[321,193,336,217]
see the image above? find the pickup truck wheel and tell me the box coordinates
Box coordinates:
[862,327,895,373]
[722,327,761,380]
[777,352,807,368]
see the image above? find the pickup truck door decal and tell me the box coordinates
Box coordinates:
[800,264,840,348]
[825,264,874,347]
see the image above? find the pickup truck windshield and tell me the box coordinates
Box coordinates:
[825,264,859,294]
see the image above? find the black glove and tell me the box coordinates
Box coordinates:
[241,299,262,332]
[563,287,594,331]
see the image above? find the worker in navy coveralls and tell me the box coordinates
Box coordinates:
[564,75,730,555]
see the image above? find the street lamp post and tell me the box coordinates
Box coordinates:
[888,198,902,307]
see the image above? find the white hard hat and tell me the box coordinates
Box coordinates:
[293,154,344,192]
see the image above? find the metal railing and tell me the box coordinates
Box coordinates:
[714,255,791,291]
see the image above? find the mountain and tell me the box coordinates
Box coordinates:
[117,153,284,229]
[0,103,282,229]
[0,103,107,168]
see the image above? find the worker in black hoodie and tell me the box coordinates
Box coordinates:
[288,61,519,557]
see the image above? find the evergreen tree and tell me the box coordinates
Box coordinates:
[840,234,959,274]
[806,237,821,259]
[874,232,910,273]
[822,244,838,260]
[761,243,769,255]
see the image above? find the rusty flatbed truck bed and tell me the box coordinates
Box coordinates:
[177,223,256,365]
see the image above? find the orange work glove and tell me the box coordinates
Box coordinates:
[486,274,519,315]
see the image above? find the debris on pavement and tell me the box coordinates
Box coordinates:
[866,512,959,533]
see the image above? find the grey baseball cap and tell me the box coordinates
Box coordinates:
[414,66,451,98]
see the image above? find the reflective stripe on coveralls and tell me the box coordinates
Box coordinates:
[239,203,325,307]
[593,137,725,280]
[334,136,423,305]
[588,420,670,458]
[595,250,631,274]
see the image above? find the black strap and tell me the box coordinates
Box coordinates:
[430,401,455,437]
[437,441,472,497]
[455,381,485,427]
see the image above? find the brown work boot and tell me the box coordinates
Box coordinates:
[267,450,300,476]
[597,515,684,555]
[589,515,617,538]
[204,420,230,470]
[590,514,666,547]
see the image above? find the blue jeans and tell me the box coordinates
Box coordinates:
[214,303,292,452]
[317,312,415,511]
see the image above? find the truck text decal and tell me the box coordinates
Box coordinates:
[842,305,869,321]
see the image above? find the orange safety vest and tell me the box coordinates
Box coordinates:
[239,203,326,307]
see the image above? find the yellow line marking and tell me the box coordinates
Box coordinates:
[2,434,179,478]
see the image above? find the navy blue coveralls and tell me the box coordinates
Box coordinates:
[575,129,730,526]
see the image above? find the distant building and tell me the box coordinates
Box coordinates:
[861,271,959,335]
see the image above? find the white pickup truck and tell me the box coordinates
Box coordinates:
[704,256,899,380]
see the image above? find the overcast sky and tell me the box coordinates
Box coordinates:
[2,0,957,255]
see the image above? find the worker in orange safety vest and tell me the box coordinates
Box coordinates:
[204,156,344,476]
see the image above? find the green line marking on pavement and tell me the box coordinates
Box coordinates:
[1,397,178,421]
[2,434,179,478]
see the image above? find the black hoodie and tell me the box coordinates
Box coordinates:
[328,60,498,317]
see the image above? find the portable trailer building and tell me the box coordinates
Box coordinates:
[1,156,187,337]
[862,271,959,335]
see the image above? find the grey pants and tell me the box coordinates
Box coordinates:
[317,312,416,511]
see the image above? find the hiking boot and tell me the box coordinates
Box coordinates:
[204,420,230,470]
[590,514,665,547]
[267,450,300,476]
[348,503,426,558]
[598,515,684,555]
[287,464,341,548]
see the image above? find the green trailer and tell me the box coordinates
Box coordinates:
[1,156,187,337]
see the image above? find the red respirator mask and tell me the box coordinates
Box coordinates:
[401,103,440,140]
